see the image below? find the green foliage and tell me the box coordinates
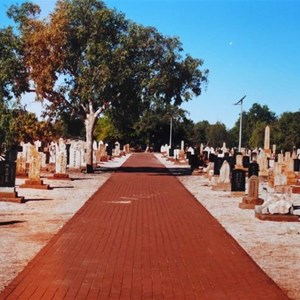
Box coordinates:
[94,115,120,143]
[206,122,228,147]
[3,0,208,168]
[0,27,28,101]
[274,111,300,151]
[191,120,210,145]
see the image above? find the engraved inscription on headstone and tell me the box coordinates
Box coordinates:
[231,169,246,192]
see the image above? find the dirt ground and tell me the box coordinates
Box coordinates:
[0,153,299,299]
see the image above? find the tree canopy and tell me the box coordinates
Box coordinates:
[5,0,208,171]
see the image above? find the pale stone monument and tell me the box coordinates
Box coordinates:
[212,160,231,191]
[235,154,243,169]
[114,141,121,157]
[69,140,82,170]
[20,143,49,189]
[16,142,27,177]
[264,125,271,157]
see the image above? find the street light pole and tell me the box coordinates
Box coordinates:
[169,116,172,148]
[234,95,246,152]
[238,100,243,152]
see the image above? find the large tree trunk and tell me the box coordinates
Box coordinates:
[84,101,108,173]
[85,112,96,173]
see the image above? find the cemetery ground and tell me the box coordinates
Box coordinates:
[0,153,299,299]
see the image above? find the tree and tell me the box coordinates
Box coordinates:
[192,120,210,146]
[275,111,300,151]
[8,0,208,172]
[206,122,228,148]
[0,26,30,151]
[229,103,276,148]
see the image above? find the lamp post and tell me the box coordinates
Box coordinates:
[234,95,246,152]
[169,116,172,148]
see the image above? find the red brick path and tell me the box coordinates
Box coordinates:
[1,153,289,299]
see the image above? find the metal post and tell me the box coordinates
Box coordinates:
[169,116,172,148]
[234,95,246,152]
[238,100,243,152]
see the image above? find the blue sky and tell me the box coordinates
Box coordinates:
[1,0,299,129]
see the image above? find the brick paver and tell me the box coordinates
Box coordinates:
[0,153,289,299]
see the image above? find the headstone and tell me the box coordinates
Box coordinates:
[48,138,70,180]
[242,156,250,168]
[248,161,259,177]
[213,156,224,176]
[69,140,82,169]
[235,154,243,169]
[16,143,27,177]
[0,147,25,203]
[294,159,300,172]
[212,160,231,191]
[114,141,121,157]
[20,143,50,189]
[239,175,264,209]
[258,155,269,177]
[231,169,246,194]
[264,125,270,151]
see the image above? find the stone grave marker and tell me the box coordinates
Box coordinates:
[239,175,264,209]
[48,138,70,180]
[213,156,224,176]
[114,141,121,157]
[69,140,82,170]
[231,169,246,195]
[235,153,243,169]
[16,142,27,177]
[242,156,250,168]
[20,143,49,189]
[294,159,300,172]
[0,147,25,203]
[248,161,259,177]
[212,160,231,191]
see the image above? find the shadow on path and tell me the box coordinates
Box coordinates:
[96,166,192,175]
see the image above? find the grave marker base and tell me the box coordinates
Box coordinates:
[231,191,245,197]
[255,212,299,222]
[291,185,300,194]
[20,179,50,190]
[212,182,231,192]
[239,197,264,209]
[47,173,71,180]
[0,187,25,203]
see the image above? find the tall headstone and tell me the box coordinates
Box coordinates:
[213,156,224,176]
[242,155,250,168]
[248,161,259,178]
[258,154,269,177]
[16,142,27,177]
[235,154,243,169]
[114,141,121,157]
[20,143,50,189]
[0,146,25,203]
[264,125,271,157]
[69,140,82,170]
[231,169,246,194]
[212,160,231,191]
[48,138,70,180]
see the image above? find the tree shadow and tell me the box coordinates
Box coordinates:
[0,220,26,226]
[96,166,192,176]
[23,198,53,203]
